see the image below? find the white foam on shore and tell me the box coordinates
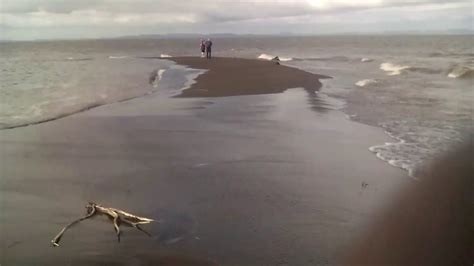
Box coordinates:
[368,133,418,179]
[158,69,165,80]
[258,53,292,61]
[367,120,464,179]
[355,79,377,87]
[361,58,373,62]
[165,64,208,96]
[160,54,172,58]
[150,69,166,88]
[380,62,411,76]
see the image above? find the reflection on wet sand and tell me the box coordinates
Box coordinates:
[3,57,468,265]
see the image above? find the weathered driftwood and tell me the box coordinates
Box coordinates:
[51,202,154,247]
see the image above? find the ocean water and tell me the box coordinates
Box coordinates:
[1,36,473,177]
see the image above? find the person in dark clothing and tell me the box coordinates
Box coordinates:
[200,39,205,57]
[205,38,213,59]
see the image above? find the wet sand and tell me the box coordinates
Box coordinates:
[170,57,331,97]
[343,133,473,265]
[1,57,459,265]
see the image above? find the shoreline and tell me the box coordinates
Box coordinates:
[1,57,330,130]
[1,56,412,265]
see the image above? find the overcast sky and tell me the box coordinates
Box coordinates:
[1,0,472,40]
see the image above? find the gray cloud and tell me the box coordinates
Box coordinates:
[3,0,470,15]
[1,0,102,13]
[1,0,472,39]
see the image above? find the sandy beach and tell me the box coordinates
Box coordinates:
[0,57,469,265]
[170,57,331,97]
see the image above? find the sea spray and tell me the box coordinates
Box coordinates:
[355,79,377,87]
[380,62,411,76]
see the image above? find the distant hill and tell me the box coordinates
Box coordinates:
[115,33,242,39]
[379,29,474,35]
[114,29,473,39]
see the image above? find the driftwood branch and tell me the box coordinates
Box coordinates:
[51,202,154,247]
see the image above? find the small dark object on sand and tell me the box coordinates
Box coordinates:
[51,202,154,247]
[272,56,280,65]
[362,182,369,188]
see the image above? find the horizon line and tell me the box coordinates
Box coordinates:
[2,30,473,42]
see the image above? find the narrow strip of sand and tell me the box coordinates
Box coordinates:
[170,57,331,97]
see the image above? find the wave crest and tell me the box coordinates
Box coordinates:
[355,79,377,87]
[380,62,411,76]
[257,54,292,62]
[447,65,474,79]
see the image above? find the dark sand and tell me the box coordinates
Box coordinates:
[1,58,470,265]
[170,57,331,97]
[344,143,473,265]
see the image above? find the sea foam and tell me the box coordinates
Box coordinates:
[368,120,464,178]
[447,65,474,79]
[380,62,411,76]
[355,79,377,87]
[258,54,292,61]
[151,69,166,88]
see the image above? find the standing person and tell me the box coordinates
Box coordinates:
[205,38,213,59]
[200,39,206,58]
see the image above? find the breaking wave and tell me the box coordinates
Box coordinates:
[257,54,293,61]
[380,62,472,78]
[447,65,474,79]
[380,62,412,76]
[355,79,377,87]
[160,54,172,58]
